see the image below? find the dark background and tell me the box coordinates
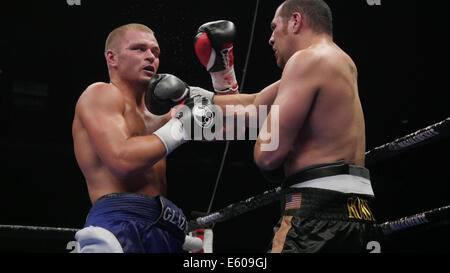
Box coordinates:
[0,0,448,252]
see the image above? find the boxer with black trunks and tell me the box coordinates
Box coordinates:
[192,0,381,252]
[72,24,218,253]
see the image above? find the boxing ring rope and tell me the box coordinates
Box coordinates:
[0,225,78,237]
[0,117,449,245]
[379,205,450,236]
[364,117,450,165]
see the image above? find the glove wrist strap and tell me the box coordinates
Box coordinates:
[153,118,188,155]
[210,67,239,94]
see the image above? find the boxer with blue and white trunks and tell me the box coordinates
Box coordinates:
[72,23,223,253]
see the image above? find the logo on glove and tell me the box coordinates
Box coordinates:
[192,104,215,129]
[172,103,280,151]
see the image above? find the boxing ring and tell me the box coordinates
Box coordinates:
[1,0,447,254]
[0,117,448,252]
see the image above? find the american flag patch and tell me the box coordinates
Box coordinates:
[285,193,302,210]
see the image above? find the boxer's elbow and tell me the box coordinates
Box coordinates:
[106,137,166,178]
[108,156,136,179]
[253,145,284,171]
[107,150,144,179]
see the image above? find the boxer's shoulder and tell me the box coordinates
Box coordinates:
[77,82,125,112]
[282,48,326,82]
[83,82,121,98]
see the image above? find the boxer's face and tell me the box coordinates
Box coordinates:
[269,6,289,68]
[115,29,160,84]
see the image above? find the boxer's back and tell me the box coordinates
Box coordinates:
[285,42,366,175]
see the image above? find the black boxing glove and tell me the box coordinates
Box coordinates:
[194,20,239,94]
[146,74,214,115]
[152,95,221,155]
[146,74,188,115]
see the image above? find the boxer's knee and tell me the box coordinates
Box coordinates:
[75,226,123,253]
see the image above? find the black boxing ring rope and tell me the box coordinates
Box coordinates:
[379,204,450,236]
[364,117,450,165]
[0,225,78,237]
[0,119,448,245]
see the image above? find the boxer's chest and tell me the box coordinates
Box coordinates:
[123,105,166,136]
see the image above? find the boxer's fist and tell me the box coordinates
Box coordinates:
[152,95,220,155]
[146,74,215,115]
[145,74,189,115]
[194,20,239,94]
[195,20,236,72]
[174,95,219,141]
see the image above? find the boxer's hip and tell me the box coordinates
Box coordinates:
[85,193,187,232]
[284,160,373,195]
[281,160,375,220]
[78,193,187,252]
[271,161,379,253]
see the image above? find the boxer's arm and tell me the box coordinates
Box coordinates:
[213,80,279,108]
[254,52,319,170]
[253,80,281,109]
[76,84,167,178]
[212,93,256,114]
[212,81,280,126]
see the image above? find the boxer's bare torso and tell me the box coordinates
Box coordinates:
[214,39,366,176]
[254,40,365,176]
[256,41,365,175]
[73,82,170,204]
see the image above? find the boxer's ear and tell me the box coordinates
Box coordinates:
[106,50,118,69]
[291,12,303,34]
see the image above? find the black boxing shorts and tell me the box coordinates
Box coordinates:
[270,161,382,253]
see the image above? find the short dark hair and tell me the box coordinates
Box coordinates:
[279,0,333,36]
[105,23,154,53]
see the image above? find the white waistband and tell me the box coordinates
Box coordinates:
[289,174,374,196]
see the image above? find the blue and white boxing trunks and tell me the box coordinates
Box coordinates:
[75,193,188,253]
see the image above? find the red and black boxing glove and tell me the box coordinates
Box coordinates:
[194,20,239,94]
